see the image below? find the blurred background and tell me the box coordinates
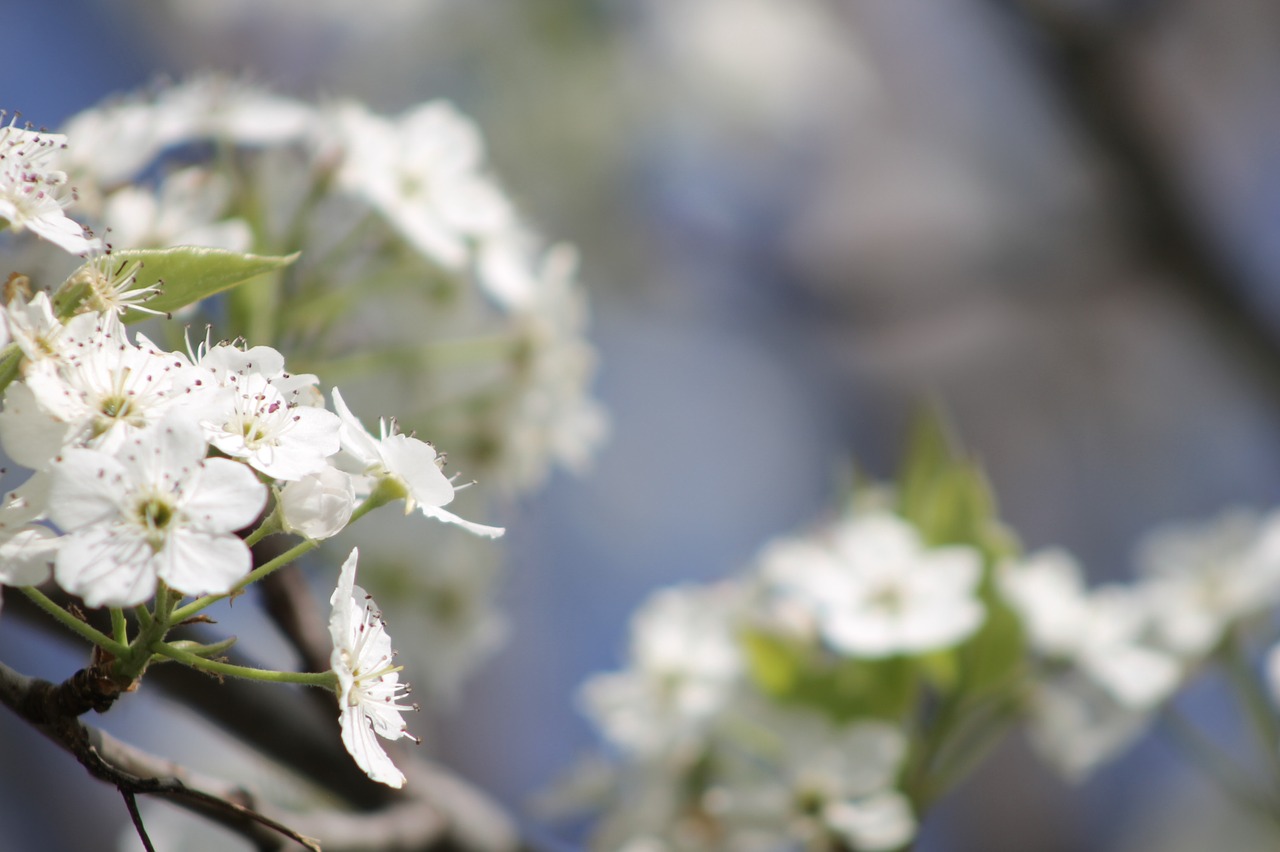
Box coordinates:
[3,1,1280,850]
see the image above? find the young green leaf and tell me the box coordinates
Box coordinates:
[54,247,299,322]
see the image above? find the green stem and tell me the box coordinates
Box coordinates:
[169,492,384,624]
[1221,631,1280,786]
[152,642,335,687]
[19,587,128,657]
[110,608,129,646]
[170,539,319,623]
[1161,706,1280,824]
[243,508,282,548]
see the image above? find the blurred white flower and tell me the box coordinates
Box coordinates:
[335,100,513,271]
[580,584,742,756]
[487,242,609,493]
[1002,549,1181,779]
[1028,672,1152,781]
[1267,643,1280,710]
[329,547,416,788]
[1136,508,1280,658]
[62,76,313,191]
[101,167,252,252]
[758,512,985,658]
[1001,549,1180,711]
[715,708,915,852]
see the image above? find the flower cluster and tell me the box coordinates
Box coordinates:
[1003,508,1280,778]
[46,75,606,497]
[562,504,994,851]
[561,412,1280,848]
[0,227,502,785]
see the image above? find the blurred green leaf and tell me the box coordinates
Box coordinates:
[897,404,957,533]
[742,630,801,696]
[742,629,918,723]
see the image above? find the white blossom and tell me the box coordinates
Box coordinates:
[334,100,513,271]
[0,118,98,255]
[1027,673,1151,781]
[0,474,59,588]
[1001,549,1180,710]
[328,547,416,788]
[1136,508,1280,658]
[10,321,202,463]
[757,512,985,658]
[278,466,355,540]
[4,291,95,368]
[714,708,915,852]
[580,584,742,756]
[100,167,252,252]
[331,387,503,538]
[484,242,608,493]
[47,416,266,607]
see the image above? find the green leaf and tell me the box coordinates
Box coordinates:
[54,247,299,323]
[742,630,802,696]
[897,404,958,533]
[742,629,919,723]
[957,595,1026,695]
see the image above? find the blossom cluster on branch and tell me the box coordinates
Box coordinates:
[0,81,572,847]
[553,414,1280,851]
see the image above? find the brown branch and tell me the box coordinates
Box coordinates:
[0,659,321,851]
[121,789,158,852]
[4,594,525,851]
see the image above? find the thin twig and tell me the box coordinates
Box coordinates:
[4,594,525,851]
[0,659,321,850]
[121,788,157,852]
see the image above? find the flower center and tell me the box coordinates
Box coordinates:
[135,495,177,552]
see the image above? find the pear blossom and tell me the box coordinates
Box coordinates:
[3,291,97,368]
[278,466,355,540]
[61,251,167,322]
[1266,644,1280,709]
[757,512,985,658]
[482,241,609,493]
[46,416,266,607]
[1001,549,1180,710]
[1001,549,1181,777]
[331,387,503,538]
[715,709,915,852]
[0,118,98,255]
[580,584,742,756]
[12,321,202,463]
[328,547,416,788]
[0,474,60,588]
[196,367,340,481]
[1135,508,1280,658]
[334,100,513,270]
[1026,673,1151,781]
[100,167,252,252]
[176,339,340,481]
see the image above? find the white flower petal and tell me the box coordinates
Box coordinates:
[417,504,505,539]
[159,529,253,597]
